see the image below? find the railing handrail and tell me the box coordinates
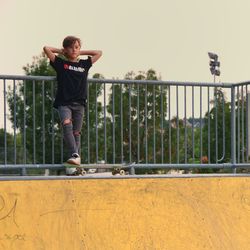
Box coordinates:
[232,81,250,87]
[0,74,234,87]
[0,75,56,81]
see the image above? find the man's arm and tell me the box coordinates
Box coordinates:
[43,46,63,63]
[79,50,102,64]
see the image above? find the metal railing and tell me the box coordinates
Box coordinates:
[1,75,250,175]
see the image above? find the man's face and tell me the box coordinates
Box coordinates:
[64,41,81,61]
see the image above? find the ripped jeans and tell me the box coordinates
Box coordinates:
[57,104,85,157]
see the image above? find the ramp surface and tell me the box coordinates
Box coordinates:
[0,176,250,249]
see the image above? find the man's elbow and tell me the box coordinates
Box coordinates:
[91,51,103,64]
[43,46,49,53]
[97,50,102,56]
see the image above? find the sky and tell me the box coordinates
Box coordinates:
[1,0,250,83]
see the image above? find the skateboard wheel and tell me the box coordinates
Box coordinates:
[119,170,125,175]
[75,167,83,175]
[82,170,87,175]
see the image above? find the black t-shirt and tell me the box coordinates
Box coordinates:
[50,56,92,108]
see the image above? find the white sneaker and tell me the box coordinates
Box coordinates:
[67,153,81,166]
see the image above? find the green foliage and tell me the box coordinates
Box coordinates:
[23,54,56,76]
[7,54,60,164]
[202,89,231,163]
[105,69,167,164]
[193,88,233,173]
[0,129,17,164]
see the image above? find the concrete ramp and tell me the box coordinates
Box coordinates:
[0,176,250,249]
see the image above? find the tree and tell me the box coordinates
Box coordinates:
[189,88,233,174]
[7,54,58,164]
[105,69,169,167]
[0,129,21,164]
[202,88,231,164]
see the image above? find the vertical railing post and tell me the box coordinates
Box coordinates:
[13,80,17,166]
[32,80,36,165]
[145,84,148,164]
[137,84,140,164]
[112,83,115,164]
[247,92,250,161]
[176,86,179,163]
[95,83,98,163]
[208,87,211,163]
[104,83,107,164]
[129,84,132,163]
[120,84,123,164]
[22,80,27,175]
[160,85,164,163]
[231,86,236,173]
[51,82,55,166]
[184,86,187,163]
[3,79,7,165]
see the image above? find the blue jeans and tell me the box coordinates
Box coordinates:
[57,104,85,157]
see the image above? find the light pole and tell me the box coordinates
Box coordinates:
[208,52,221,165]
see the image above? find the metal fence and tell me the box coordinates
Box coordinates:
[1,75,250,175]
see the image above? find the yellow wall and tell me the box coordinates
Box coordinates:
[0,176,250,250]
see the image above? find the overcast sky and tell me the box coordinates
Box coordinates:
[1,0,250,83]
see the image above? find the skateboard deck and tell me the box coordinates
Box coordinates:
[63,163,130,175]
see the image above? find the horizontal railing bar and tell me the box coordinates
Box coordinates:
[1,163,250,170]
[0,164,63,169]
[89,79,233,87]
[0,163,129,169]
[0,75,56,81]
[130,163,250,169]
[232,81,250,87]
[0,74,234,87]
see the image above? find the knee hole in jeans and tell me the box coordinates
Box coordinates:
[62,119,72,126]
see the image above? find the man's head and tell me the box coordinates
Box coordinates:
[62,36,81,61]
[63,36,81,48]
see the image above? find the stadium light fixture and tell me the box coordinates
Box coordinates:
[208,52,220,78]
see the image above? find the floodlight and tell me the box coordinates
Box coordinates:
[208,51,220,78]
[208,52,218,61]
[215,70,220,76]
[209,61,220,67]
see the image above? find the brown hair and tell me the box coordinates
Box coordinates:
[62,36,81,48]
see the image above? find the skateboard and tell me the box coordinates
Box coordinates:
[63,163,87,176]
[111,166,128,175]
[110,162,135,175]
[63,163,130,176]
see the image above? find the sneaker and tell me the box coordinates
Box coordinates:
[67,153,81,166]
[66,167,77,175]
